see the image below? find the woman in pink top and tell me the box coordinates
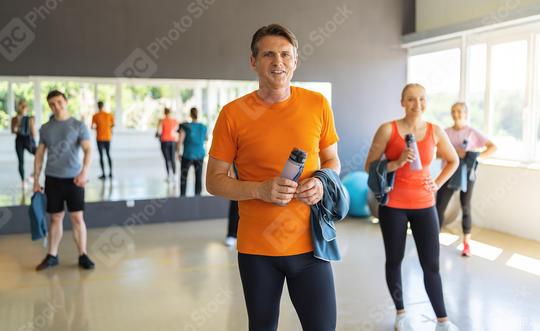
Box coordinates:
[156,108,179,181]
[436,102,497,257]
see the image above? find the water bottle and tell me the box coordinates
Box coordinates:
[461,139,469,150]
[404,134,422,171]
[281,148,307,182]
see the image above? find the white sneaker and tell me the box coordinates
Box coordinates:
[224,236,237,247]
[394,314,413,331]
[435,321,460,331]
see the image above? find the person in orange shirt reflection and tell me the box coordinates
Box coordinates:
[91,101,114,179]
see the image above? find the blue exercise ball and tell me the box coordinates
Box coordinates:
[342,171,370,217]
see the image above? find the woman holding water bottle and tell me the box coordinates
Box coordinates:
[365,83,460,331]
[436,102,497,257]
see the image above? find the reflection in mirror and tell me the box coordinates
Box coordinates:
[0,76,331,207]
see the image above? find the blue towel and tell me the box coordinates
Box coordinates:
[29,192,48,241]
[310,169,349,262]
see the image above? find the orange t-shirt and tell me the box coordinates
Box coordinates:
[92,111,114,142]
[384,121,436,209]
[160,117,179,142]
[209,86,339,256]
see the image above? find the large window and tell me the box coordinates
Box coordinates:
[490,40,528,160]
[466,44,487,130]
[406,21,540,163]
[408,48,461,127]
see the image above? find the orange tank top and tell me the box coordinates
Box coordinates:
[160,117,178,142]
[384,121,436,209]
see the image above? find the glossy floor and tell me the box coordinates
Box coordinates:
[0,156,209,207]
[0,219,539,331]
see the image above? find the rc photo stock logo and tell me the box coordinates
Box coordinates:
[0,18,35,62]
[114,0,215,78]
[0,0,64,61]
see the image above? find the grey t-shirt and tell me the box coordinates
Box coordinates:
[39,117,90,178]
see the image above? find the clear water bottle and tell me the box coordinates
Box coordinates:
[404,133,422,171]
[281,148,307,182]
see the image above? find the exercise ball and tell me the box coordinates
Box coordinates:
[342,171,370,217]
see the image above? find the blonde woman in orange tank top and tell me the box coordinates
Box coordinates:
[365,84,460,331]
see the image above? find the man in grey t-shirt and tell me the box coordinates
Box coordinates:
[33,90,95,271]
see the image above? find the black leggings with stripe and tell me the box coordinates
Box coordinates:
[379,205,447,318]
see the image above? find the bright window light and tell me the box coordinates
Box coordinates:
[506,253,540,276]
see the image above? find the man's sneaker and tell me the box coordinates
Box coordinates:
[462,242,471,257]
[98,174,106,180]
[36,254,59,271]
[394,314,413,331]
[224,236,237,247]
[108,173,113,178]
[435,321,460,331]
[78,254,95,270]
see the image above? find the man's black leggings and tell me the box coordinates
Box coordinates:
[160,142,176,175]
[15,135,36,180]
[97,140,112,176]
[238,252,336,331]
[227,200,239,238]
[436,180,475,234]
[379,205,447,318]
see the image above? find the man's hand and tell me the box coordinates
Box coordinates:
[295,177,323,205]
[74,171,87,188]
[257,177,298,204]
[33,181,42,193]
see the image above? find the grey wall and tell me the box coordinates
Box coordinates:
[0,0,411,173]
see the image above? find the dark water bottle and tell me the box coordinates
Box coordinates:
[404,134,422,171]
[281,148,307,182]
[461,139,469,150]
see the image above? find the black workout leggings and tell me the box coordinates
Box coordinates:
[227,200,239,238]
[379,205,447,318]
[238,252,336,331]
[180,158,203,196]
[160,141,176,175]
[436,180,475,234]
[15,135,36,181]
[97,140,112,176]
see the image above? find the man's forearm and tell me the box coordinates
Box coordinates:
[208,174,261,201]
[34,153,43,181]
[81,149,91,174]
[321,157,341,175]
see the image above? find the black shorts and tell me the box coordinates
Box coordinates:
[44,176,85,213]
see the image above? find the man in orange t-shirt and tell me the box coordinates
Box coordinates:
[91,101,114,179]
[207,24,341,330]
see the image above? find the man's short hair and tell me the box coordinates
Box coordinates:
[46,90,67,101]
[97,101,104,109]
[250,24,298,57]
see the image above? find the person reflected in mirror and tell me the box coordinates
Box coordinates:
[156,107,179,182]
[91,101,114,180]
[11,99,37,189]
[177,107,207,196]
